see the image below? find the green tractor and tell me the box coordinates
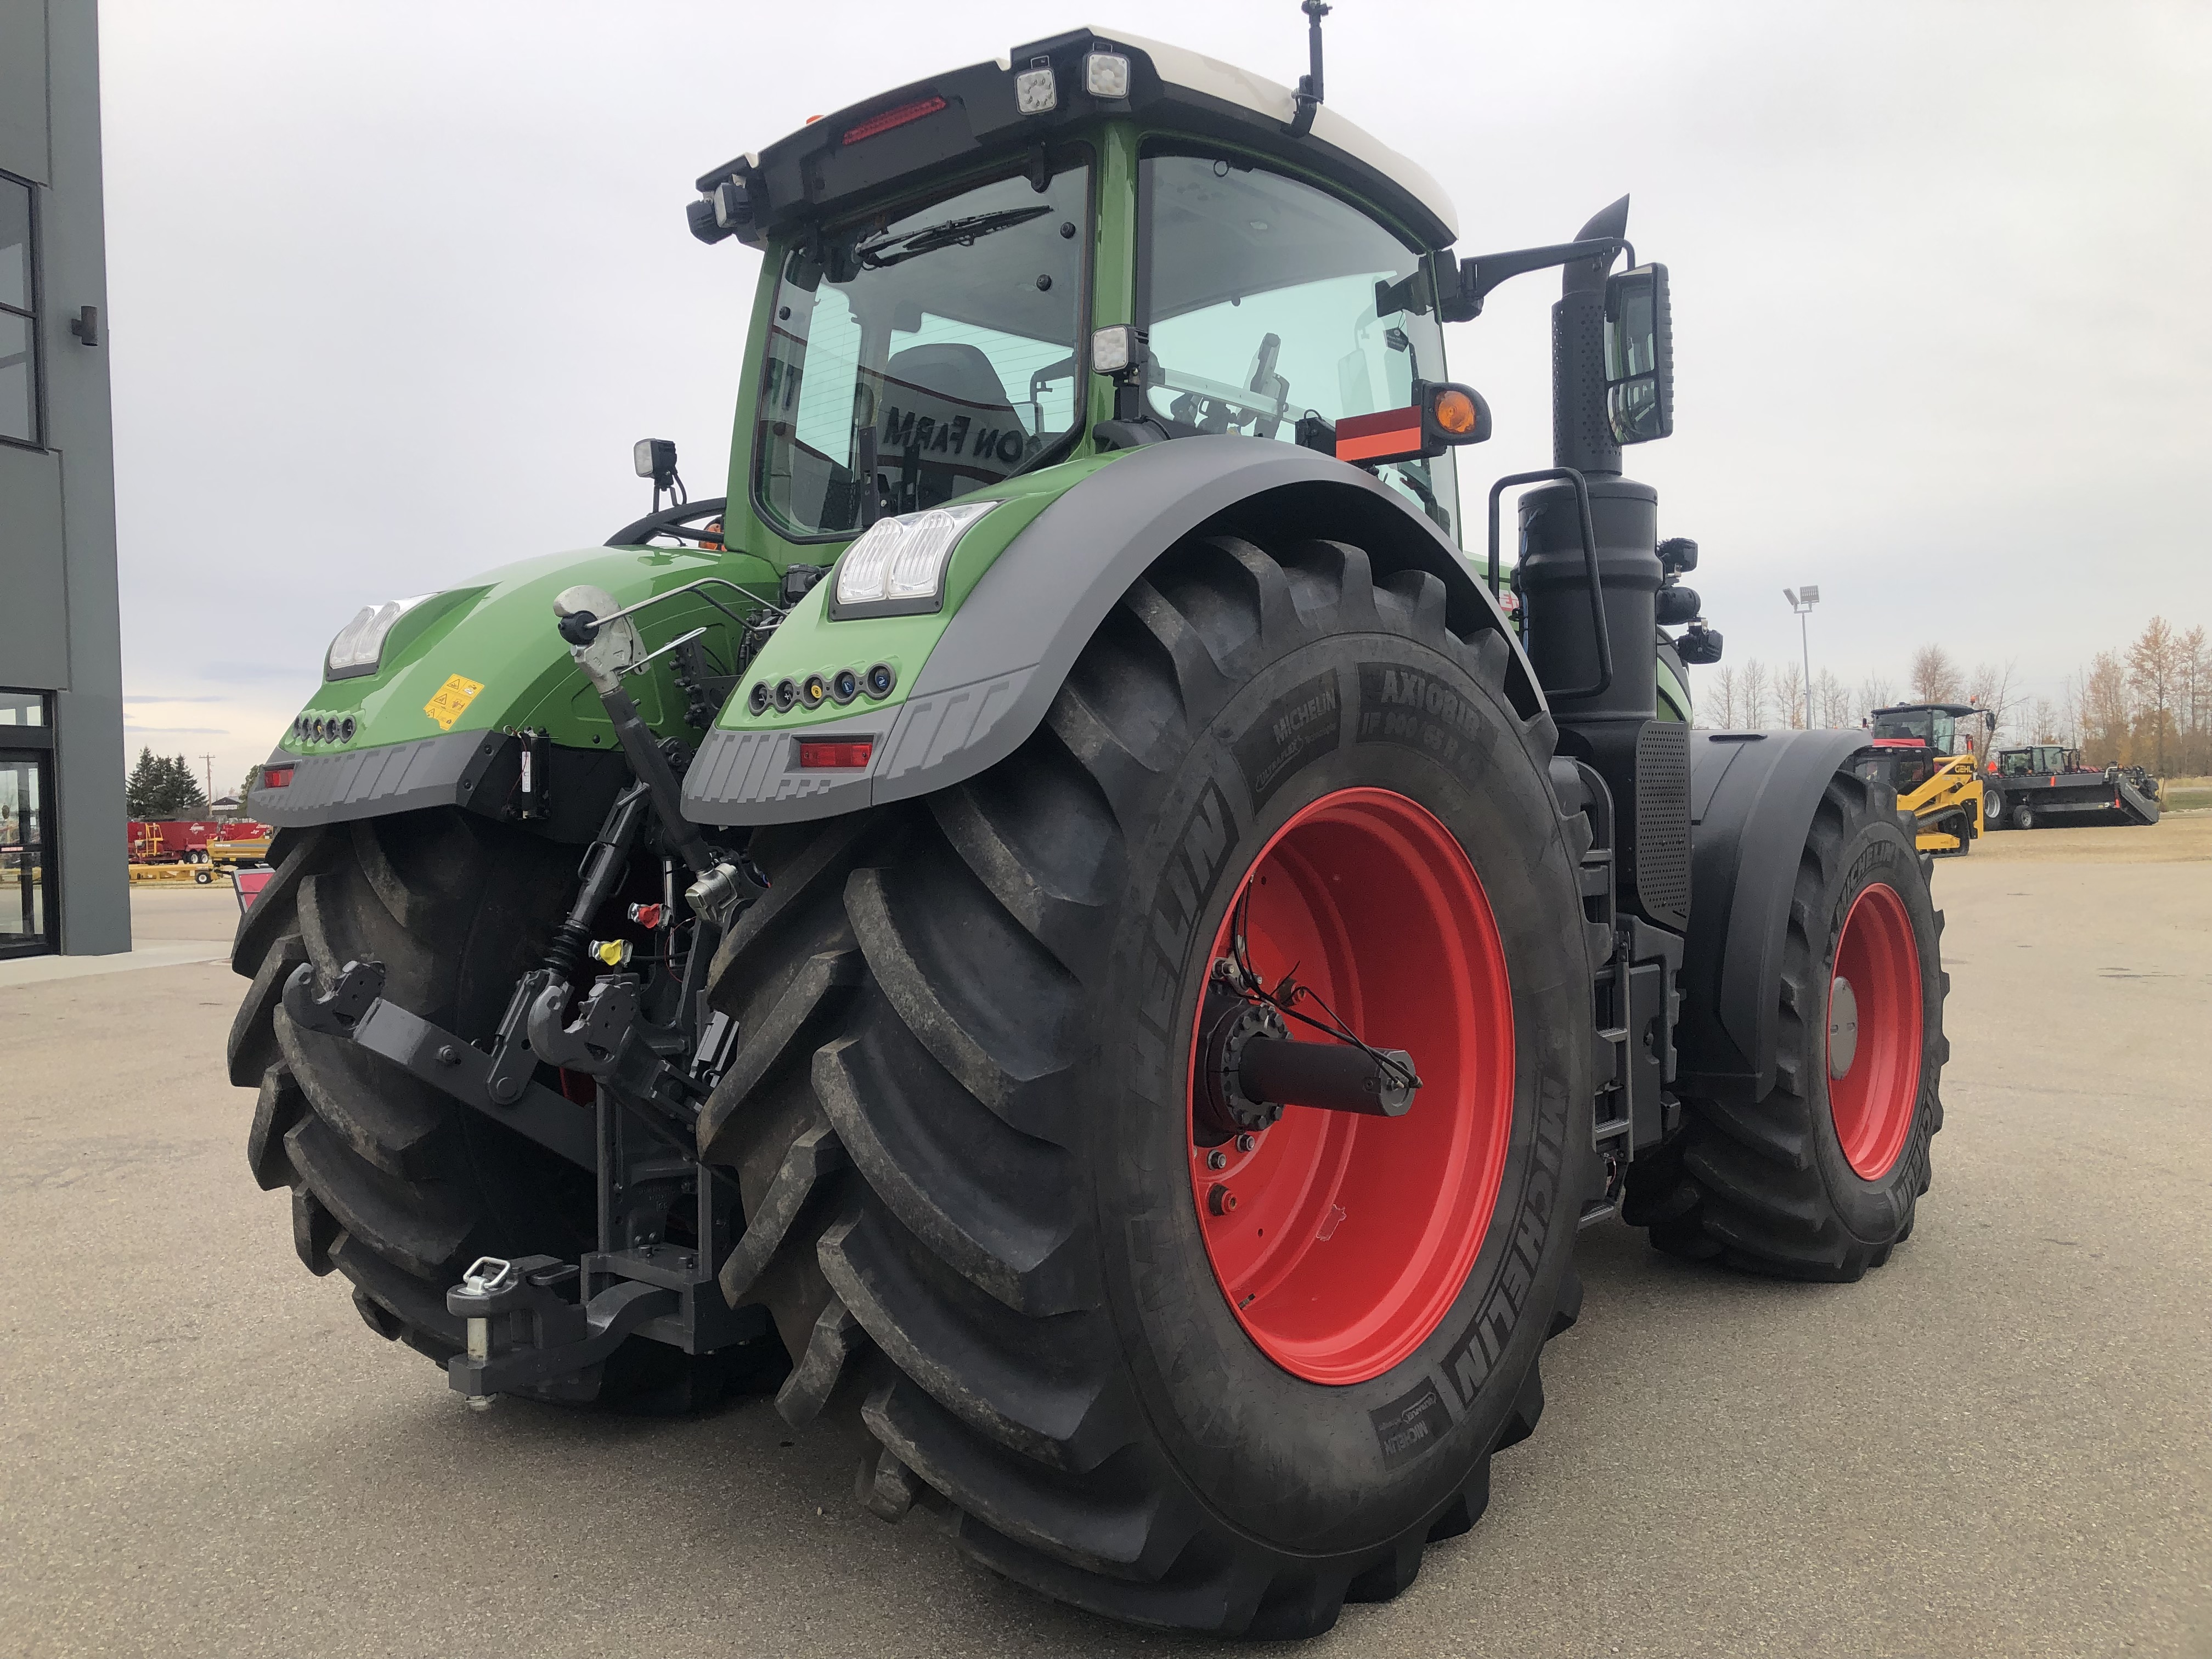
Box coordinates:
[235,13,1946,1638]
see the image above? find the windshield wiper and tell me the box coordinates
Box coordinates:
[855,205,1052,269]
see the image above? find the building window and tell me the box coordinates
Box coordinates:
[0,174,37,448]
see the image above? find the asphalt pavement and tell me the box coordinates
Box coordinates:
[3,834,2207,1658]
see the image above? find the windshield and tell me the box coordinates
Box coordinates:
[754,162,1090,539]
[1871,708,1960,752]
[1139,150,1459,537]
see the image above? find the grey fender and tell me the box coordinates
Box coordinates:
[1674,726,1882,1108]
[683,435,1541,826]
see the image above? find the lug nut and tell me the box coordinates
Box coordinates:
[1207,1184,1237,1216]
[1235,1133,1256,1153]
[1206,1149,1228,1170]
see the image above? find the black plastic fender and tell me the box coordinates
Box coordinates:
[1674,727,1881,1108]
[681,435,1542,826]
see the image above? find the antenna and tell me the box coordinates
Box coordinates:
[1286,0,1329,137]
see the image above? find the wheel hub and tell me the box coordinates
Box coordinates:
[1184,787,1513,1386]
[1827,975,1860,1079]
[1194,981,1290,1143]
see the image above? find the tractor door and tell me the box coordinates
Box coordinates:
[1136,145,1461,538]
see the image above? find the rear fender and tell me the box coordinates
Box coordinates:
[682,435,1540,826]
[1675,728,1882,1107]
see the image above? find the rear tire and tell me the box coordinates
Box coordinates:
[1624,769,1945,1280]
[698,533,1592,1635]
[2012,803,2036,831]
[1983,788,2005,827]
[230,808,742,1411]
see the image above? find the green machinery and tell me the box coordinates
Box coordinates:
[233,14,1946,1638]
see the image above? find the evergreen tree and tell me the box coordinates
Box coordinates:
[165,755,209,816]
[124,748,210,817]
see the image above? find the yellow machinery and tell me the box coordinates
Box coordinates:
[1858,703,1995,855]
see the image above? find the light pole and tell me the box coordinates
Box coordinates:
[1783,586,1819,727]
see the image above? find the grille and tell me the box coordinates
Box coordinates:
[1634,720,1691,927]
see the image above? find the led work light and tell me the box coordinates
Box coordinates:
[831,500,997,618]
[1084,51,1131,99]
[325,595,430,681]
[1015,59,1057,114]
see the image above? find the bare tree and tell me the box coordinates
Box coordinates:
[2126,617,2181,775]
[1815,668,1853,729]
[2182,624,2210,775]
[1702,664,1740,729]
[2080,651,2131,767]
[1775,661,1806,730]
[2030,697,2060,742]
[1909,644,1962,704]
[1857,674,1894,726]
[1966,659,2018,758]
[1741,659,1769,731]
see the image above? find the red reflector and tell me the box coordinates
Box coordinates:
[1334,405,1424,462]
[798,740,873,770]
[262,765,294,788]
[843,95,946,145]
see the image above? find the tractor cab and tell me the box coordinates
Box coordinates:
[1867,702,1988,793]
[1870,702,1987,757]
[690,29,1475,558]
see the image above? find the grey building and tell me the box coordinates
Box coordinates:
[2,0,126,958]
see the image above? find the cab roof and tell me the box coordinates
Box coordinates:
[692,25,1459,255]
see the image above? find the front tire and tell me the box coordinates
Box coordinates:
[1983,787,2005,827]
[698,533,1593,1635]
[2012,803,2036,831]
[1625,769,1946,1280]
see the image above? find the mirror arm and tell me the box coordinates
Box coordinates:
[1440,236,1624,323]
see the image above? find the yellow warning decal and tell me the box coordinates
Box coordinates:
[424,674,484,731]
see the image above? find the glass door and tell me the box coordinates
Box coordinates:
[1,689,57,958]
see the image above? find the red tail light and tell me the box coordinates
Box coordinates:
[843,95,946,145]
[262,765,295,788]
[798,740,873,770]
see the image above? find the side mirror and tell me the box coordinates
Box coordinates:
[1604,263,1672,444]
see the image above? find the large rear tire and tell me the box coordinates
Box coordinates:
[698,533,1594,1636]
[229,808,740,1411]
[1624,770,1946,1280]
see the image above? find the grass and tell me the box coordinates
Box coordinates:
[2161,780,2211,814]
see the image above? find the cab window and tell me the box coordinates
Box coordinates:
[755,161,1090,539]
[1138,149,1459,537]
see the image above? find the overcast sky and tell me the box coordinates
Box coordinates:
[97,0,2211,794]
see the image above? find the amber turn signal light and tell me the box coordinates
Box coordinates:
[1431,387,1479,436]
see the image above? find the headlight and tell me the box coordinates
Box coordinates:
[830,501,996,618]
[325,594,431,680]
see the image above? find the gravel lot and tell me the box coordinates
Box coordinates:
[3,820,2206,1657]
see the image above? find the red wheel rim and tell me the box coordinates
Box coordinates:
[1826,882,1923,1180]
[1186,788,1514,1386]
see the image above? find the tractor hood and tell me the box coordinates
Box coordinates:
[253,540,779,837]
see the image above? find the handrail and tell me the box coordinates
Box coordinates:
[1487,467,1612,703]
